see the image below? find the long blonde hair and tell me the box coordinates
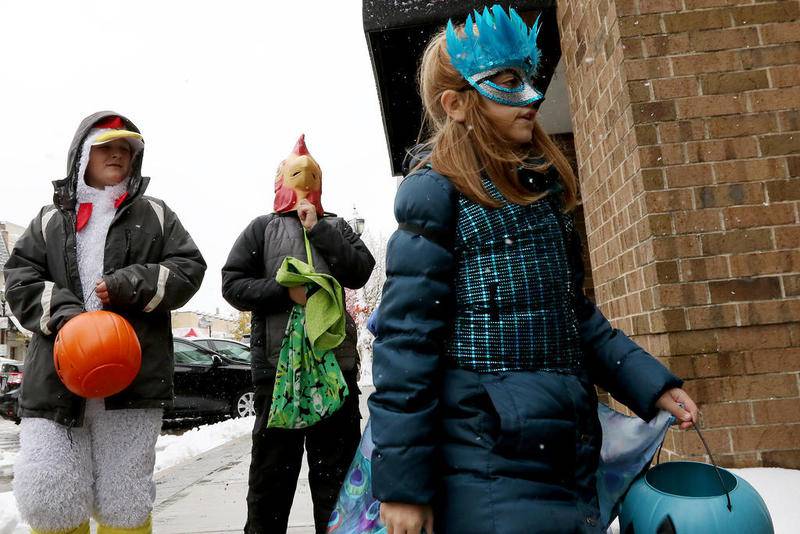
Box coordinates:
[414,29,578,210]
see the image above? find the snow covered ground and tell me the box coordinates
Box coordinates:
[1,416,798,533]
[153,416,253,473]
[0,416,254,534]
[0,450,16,482]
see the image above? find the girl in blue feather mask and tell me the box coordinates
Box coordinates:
[367,6,698,533]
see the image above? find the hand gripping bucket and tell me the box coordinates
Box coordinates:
[619,425,774,534]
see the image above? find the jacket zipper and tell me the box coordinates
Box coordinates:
[124,229,132,265]
[61,209,88,427]
[62,210,85,305]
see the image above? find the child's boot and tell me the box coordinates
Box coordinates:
[30,523,90,534]
[96,515,152,534]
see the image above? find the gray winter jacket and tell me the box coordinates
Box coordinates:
[3,111,206,427]
[221,212,374,386]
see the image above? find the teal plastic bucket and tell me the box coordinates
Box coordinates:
[619,461,774,533]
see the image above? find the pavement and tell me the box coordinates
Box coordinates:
[153,434,316,533]
[153,386,374,533]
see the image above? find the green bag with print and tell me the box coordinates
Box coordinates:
[267,303,349,429]
[267,229,349,429]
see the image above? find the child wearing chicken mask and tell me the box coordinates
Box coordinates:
[221,135,375,533]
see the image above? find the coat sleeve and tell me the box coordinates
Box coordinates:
[103,201,206,313]
[568,218,682,421]
[306,218,375,289]
[221,215,292,313]
[368,171,457,505]
[3,208,84,335]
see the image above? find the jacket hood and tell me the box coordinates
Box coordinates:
[53,111,148,210]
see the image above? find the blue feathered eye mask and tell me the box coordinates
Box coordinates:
[446,5,543,107]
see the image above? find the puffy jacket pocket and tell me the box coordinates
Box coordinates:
[482,373,580,483]
[21,335,74,413]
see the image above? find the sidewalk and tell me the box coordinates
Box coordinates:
[153,387,373,533]
[153,434,316,533]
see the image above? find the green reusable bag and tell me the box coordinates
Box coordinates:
[267,230,349,429]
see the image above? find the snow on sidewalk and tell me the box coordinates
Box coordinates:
[0,416,254,534]
[154,416,253,473]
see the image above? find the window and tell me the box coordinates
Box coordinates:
[173,342,215,366]
[213,341,251,364]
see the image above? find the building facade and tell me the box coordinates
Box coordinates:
[171,310,238,340]
[0,221,31,361]
[556,0,800,468]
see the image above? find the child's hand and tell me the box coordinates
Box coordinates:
[380,502,434,534]
[656,388,699,430]
[95,280,111,305]
[297,199,318,231]
[288,286,307,305]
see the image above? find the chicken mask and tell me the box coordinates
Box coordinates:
[274,134,324,215]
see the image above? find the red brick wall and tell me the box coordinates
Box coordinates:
[558,0,800,467]
[552,133,596,301]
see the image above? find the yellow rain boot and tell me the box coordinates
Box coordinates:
[96,516,152,534]
[30,523,90,534]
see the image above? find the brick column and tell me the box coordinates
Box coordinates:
[557,0,800,467]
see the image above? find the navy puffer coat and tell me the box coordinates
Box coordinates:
[368,168,682,533]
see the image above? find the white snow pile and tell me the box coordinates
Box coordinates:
[154,416,254,473]
[0,416,254,533]
[0,491,22,534]
[731,468,800,532]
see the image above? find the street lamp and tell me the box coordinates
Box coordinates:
[349,206,365,236]
[198,316,212,337]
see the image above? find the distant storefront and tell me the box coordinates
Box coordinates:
[1,221,30,361]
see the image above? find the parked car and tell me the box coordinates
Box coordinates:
[188,338,251,364]
[0,359,24,423]
[167,338,255,420]
[0,340,256,423]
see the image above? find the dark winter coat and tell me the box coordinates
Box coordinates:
[3,111,206,427]
[368,167,682,533]
[221,212,375,386]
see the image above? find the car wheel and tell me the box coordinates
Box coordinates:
[232,390,256,418]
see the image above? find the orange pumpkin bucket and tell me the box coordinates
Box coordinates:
[54,311,142,398]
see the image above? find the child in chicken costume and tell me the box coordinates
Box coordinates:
[4,112,205,534]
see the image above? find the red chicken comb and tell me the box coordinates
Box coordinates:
[293,134,309,156]
[94,116,124,129]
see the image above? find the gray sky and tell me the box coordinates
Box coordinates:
[0,0,400,316]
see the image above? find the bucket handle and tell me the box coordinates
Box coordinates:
[655,414,733,512]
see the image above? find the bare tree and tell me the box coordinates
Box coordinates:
[360,229,387,315]
[345,228,387,327]
[344,229,387,386]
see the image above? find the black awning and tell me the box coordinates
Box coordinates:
[363,1,560,175]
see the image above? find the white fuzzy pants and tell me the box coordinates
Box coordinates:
[13,399,162,532]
